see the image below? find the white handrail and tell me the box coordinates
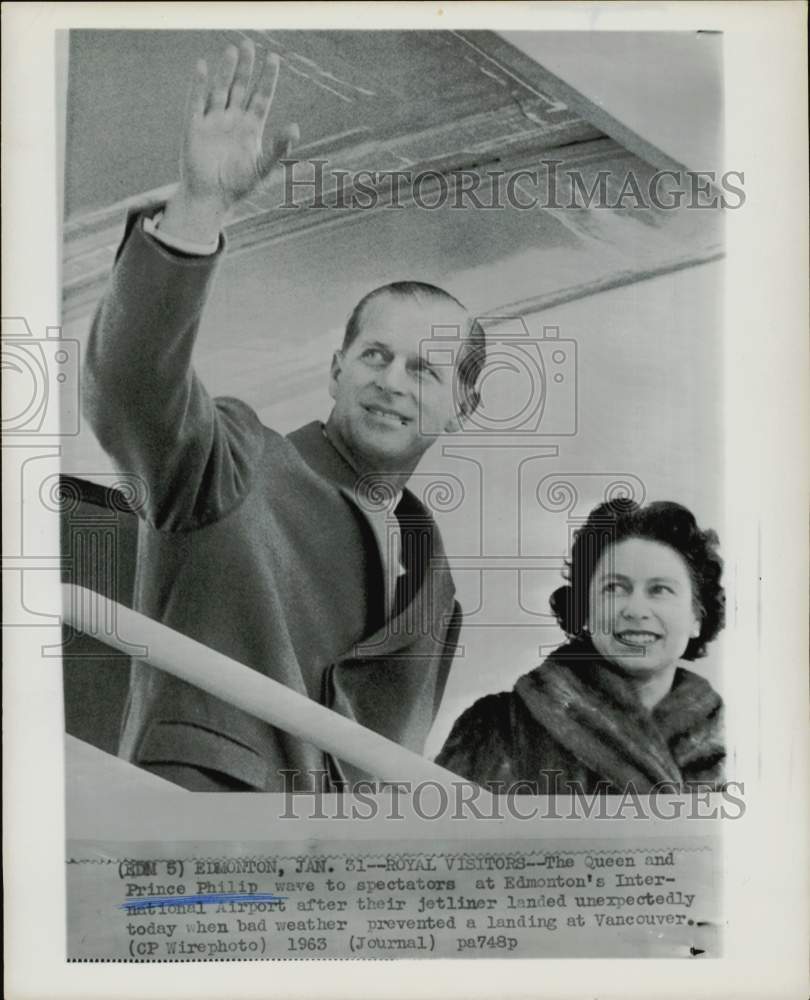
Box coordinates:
[62,583,467,789]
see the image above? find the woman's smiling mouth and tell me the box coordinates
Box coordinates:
[615,630,662,647]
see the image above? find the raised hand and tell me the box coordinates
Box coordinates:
[161,40,299,245]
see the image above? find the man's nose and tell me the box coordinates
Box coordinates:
[375,358,409,394]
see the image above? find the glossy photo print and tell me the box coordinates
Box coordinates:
[3,5,808,1000]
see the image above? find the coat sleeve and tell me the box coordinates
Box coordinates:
[434,692,518,790]
[82,211,265,532]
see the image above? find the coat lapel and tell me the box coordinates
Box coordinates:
[286,422,455,661]
[287,421,396,610]
[350,500,456,660]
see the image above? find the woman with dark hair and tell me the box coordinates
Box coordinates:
[435,499,726,794]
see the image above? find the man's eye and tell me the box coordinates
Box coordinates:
[362,348,385,362]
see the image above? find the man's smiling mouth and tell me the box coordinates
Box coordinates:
[363,404,411,427]
[615,630,662,647]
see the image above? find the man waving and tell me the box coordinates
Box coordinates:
[84,41,485,791]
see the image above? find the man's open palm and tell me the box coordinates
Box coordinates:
[182,41,299,212]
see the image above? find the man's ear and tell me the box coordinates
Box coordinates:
[328,351,343,401]
[445,387,480,433]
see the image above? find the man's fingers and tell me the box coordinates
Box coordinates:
[228,39,255,110]
[210,44,239,111]
[248,51,281,127]
[186,58,209,119]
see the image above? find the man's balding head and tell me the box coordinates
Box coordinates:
[342,281,485,419]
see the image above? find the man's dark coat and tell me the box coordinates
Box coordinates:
[84,215,460,790]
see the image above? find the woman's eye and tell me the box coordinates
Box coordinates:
[602,581,623,594]
[650,583,674,595]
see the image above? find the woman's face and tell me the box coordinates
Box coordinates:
[587,537,701,677]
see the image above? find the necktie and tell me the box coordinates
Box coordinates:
[392,498,429,617]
